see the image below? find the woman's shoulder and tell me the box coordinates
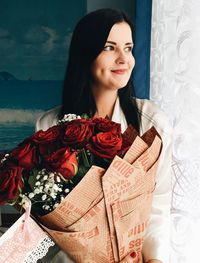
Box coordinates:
[35,106,61,131]
[134,98,173,136]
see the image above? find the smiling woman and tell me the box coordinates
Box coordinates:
[34,8,172,263]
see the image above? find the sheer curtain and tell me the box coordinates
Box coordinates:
[151,1,200,262]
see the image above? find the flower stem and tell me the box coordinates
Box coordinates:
[81,149,90,168]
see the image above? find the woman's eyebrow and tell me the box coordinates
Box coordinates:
[106,40,133,46]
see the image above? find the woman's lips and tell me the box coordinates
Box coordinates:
[111,69,127,74]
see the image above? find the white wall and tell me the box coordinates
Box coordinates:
[151,1,200,262]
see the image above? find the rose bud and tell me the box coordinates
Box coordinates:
[0,165,23,205]
[87,131,122,159]
[93,118,121,133]
[10,142,38,169]
[30,126,63,155]
[62,119,94,148]
[44,147,78,179]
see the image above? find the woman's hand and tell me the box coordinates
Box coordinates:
[120,251,143,263]
[120,252,163,263]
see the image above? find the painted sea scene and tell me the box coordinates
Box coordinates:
[0,0,86,151]
[0,75,62,151]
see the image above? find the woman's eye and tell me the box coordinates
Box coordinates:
[124,46,133,52]
[103,45,114,51]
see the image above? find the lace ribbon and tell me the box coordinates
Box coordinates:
[0,209,55,263]
[24,236,55,263]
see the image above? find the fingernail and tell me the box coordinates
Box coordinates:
[130,251,137,258]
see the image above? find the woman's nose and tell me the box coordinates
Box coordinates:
[116,50,127,64]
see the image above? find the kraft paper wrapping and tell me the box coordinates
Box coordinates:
[38,127,162,263]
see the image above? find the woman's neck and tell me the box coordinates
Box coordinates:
[92,89,118,119]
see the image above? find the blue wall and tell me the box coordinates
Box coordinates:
[133,0,152,99]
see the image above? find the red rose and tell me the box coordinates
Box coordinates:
[44,147,78,179]
[31,125,62,143]
[30,125,62,155]
[62,119,94,148]
[0,165,23,205]
[10,142,38,169]
[87,132,122,159]
[93,118,121,133]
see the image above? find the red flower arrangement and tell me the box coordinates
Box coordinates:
[0,114,132,215]
[0,113,163,263]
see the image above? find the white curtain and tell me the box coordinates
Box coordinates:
[151,1,200,262]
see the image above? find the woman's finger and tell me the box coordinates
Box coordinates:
[120,251,139,263]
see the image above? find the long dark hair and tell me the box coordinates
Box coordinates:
[59,8,140,131]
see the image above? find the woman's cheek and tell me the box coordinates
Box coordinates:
[130,56,135,70]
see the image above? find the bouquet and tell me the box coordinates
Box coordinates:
[0,113,163,262]
[0,114,132,214]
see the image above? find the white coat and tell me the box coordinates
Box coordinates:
[36,97,172,263]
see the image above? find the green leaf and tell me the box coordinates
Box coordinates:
[70,164,90,185]
[81,113,89,119]
[27,168,38,191]
[80,149,91,168]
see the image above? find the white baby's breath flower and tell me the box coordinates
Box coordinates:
[42,194,47,201]
[51,194,57,199]
[43,205,50,210]
[53,203,59,209]
[19,195,32,210]
[48,182,53,188]
[36,175,40,180]
[44,184,50,190]
[53,185,59,191]
[86,149,91,156]
[34,188,41,194]
[28,192,35,199]
[49,172,54,178]
[0,153,9,164]
[64,188,70,193]
[56,177,61,183]
[43,175,48,181]
[58,113,81,124]
[35,181,40,186]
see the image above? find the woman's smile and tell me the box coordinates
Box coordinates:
[111,69,127,74]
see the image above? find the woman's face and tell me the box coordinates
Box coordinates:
[91,22,135,92]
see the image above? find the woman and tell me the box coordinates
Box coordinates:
[36,8,172,263]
